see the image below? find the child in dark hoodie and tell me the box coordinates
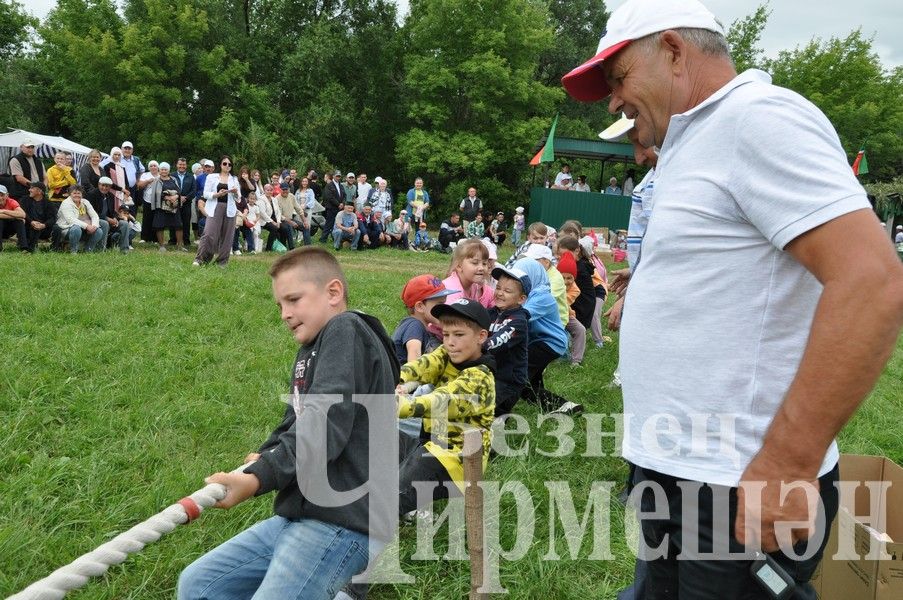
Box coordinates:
[486,265,531,416]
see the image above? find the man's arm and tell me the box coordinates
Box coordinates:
[737,208,903,551]
[0,206,26,219]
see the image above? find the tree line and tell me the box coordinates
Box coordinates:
[1,0,900,216]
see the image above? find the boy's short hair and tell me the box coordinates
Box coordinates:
[437,314,484,335]
[269,247,349,301]
[527,222,548,236]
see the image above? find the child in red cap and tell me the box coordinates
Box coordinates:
[556,251,587,366]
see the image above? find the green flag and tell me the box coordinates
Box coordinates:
[852,146,869,176]
[530,113,559,165]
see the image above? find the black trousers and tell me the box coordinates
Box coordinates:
[26,222,52,251]
[634,464,838,600]
[0,219,27,250]
[320,207,338,241]
[520,340,569,410]
[140,202,155,242]
[169,200,192,245]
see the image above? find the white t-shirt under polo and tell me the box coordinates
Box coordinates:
[619,70,871,487]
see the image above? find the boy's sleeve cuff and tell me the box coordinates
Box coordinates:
[243,458,277,496]
[398,399,413,418]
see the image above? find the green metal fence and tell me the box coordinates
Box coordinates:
[528,188,631,231]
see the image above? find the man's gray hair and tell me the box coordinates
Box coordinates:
[635,27,731,59]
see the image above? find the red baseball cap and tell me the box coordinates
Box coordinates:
[402,274,458,308]
[562,0,723,102]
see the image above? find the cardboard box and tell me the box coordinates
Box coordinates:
[595,248,614,266]
[812,454,903,599]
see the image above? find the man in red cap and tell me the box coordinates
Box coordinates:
[563,0,903,597]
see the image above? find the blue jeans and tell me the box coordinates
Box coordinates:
[178,516,375,600]
[110,219,135,251]
[58,224,105,253]
[292,218,311,246]
[234,226,254,252]
[333,228,361,250]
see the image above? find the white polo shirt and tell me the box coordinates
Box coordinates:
[619,70,871,487]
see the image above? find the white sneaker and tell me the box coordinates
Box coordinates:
[192,260,201,267]
[128,245,134,250]
[234,249,242,256]
[402,509,433,523]
[549,401,584,416]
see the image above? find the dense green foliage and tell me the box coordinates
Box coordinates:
[1,0,901,205]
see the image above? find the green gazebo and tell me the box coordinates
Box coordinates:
[529,135,636,231]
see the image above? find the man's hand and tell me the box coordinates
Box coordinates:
[609,268,631,296]
[86,224,97,234]
[244,452,261,464]
[205,471,260,509]
[604,296,625,331]
[31,221,45,230]
[735,448,820,553]
[107,217,117,226]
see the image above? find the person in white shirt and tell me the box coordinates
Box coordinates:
[53,185,105,253]
[194,155,241,266]
[562,0,903,596]
[895,225,903,244]
[572,175,591,192]
[553,163,572,187]
[354,173,372,212]
[551,174,572,190]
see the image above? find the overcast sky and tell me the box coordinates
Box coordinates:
[24,0,903,68]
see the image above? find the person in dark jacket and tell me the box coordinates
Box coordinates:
[320,169,345,242]
[486,266,531,416]
[557,235,595,329]
[88,177,134,253]
[178,248,400,600]
[168,157,197,248]
[23,183,53,252]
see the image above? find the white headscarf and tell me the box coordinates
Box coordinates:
[107,147,126,206]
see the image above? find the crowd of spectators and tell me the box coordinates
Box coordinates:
[1,140,515,257]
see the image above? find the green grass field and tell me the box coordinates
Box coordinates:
[1,246,900,599]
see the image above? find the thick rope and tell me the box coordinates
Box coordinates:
[9,463,252,600]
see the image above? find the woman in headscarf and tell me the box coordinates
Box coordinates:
[513,257,581,414]
[149,162,185,251]
[194,155,240,267]
[137,160,159,242]
[102,147,132,216]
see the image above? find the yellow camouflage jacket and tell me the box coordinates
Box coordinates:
[398,346,495,488]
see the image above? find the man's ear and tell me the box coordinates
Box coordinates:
[659,30,686,71]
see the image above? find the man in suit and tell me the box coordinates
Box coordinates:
[320,169,345,243]
[169,157,197,248]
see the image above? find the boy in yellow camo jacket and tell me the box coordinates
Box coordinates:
[396,298,496,512]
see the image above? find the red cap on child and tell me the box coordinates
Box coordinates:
[401,274,458,308]
[556,252,578,277]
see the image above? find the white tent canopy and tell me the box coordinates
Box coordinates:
[0,128,105,175]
